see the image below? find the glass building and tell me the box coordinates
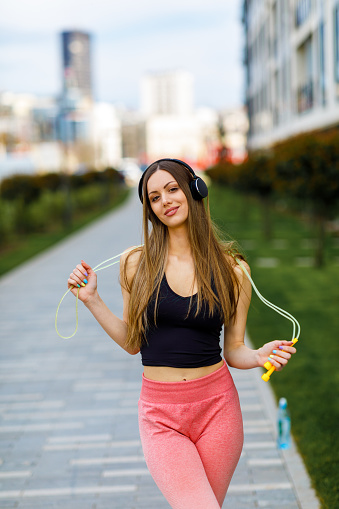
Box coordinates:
[243,0,339,149]
[61,31,92,100]
[59,31,93,144]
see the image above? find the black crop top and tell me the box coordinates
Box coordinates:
[140,274,224,368]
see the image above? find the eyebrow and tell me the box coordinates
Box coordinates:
[148,180,177,196]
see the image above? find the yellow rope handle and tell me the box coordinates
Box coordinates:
[261,338,298,382]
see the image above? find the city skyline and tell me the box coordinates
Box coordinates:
[0,0,244,110]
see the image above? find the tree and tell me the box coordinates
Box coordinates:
[275,133,339,267]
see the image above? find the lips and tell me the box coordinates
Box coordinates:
[164,206,179,216]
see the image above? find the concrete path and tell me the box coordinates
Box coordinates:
[0,191,320,509]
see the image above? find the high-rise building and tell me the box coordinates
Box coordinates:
[140,70,194,116]
[61,31,92,100]
[243,0,339,149]
[59,31,93,145]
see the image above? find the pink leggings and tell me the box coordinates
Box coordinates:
[138,361,243,509]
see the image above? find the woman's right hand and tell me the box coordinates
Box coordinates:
[68,260,97,303]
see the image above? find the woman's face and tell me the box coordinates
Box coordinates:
[147,169,189,228]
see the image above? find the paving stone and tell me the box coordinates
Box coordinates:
[0,191,320,508]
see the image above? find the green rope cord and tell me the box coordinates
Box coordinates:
[55,246,142,339]
[55,286,79,339]
[234,257,301,341]
[56,246,300,341]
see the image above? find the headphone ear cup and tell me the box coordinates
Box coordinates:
[190,177,208,200]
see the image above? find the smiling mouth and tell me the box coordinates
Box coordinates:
[164,207,179,216]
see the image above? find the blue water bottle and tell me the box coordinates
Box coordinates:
[277,397,291,449]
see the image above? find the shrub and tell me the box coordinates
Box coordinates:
[37,173,62,192]
[207,129,339,266]
[0,174,42,204]
[0,167,124,241]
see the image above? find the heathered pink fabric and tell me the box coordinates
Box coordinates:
[138,361,243,509]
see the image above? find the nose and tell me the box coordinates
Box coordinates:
[161,192,172,206]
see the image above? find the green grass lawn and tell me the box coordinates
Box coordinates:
[209,184,339,509]
[0,187,129,278]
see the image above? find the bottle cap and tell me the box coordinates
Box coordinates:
[279,397,287,409]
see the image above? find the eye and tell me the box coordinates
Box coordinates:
[169,187,179,192]
[151,195,160,203]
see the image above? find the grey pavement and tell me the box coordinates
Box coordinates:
[0,190,320,509]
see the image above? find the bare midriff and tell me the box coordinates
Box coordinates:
[143,359,224,382]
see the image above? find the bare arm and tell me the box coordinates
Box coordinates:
[223,262,296,370]
[67,248,140,355]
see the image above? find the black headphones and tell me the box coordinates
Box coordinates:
[138,158,208,203]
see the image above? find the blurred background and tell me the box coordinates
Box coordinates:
[1,2,339,507]
[1,0,338,268]
[0,0,246,178]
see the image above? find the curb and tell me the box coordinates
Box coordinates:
[248,334,321,509]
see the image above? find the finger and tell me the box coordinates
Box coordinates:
[277,345,297,354]
[271,348,291,360]
[68,283,79,295]
[268,340,291,351]
[76,264,88,277]
[73,268,87,284]
[68,274,85,287]
[268,354,288,368]
[68,274,78,286]
[81,260,93,273]
[71,272,85,285]
[68,279,81,290]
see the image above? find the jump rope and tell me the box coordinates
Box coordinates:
[55,246,300,382]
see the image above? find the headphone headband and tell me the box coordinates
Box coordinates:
[138,158,208,203]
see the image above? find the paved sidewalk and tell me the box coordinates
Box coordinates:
[0,191,320,508]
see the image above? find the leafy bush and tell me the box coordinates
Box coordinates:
[0,166,124,238]
[0,200,15,245]
[0,167,122,202]
[274,133,339,219]
[38,173,62,192]
[207,129,339,265]
[73,185,104,212]
[0,175,42,204]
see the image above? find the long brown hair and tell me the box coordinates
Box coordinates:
[122,160,244,351]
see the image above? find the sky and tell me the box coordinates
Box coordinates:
[0,0,245,111]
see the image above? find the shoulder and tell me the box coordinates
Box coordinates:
[120,245,142,264]
[120,246,143,287]
[223,252,251,280]
[233,259,251,297]
[233,259,251,279]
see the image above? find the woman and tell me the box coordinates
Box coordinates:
[67,158,296,509]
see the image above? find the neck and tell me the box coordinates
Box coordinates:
[167,224,191,258]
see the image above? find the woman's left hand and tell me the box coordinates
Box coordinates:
[257,340,297,371]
